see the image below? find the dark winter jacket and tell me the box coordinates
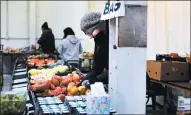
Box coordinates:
[38,29,56,54]
[82,31,109,82]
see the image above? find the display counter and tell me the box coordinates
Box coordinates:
[3,52,115,115]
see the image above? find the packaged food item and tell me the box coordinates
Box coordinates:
[77,101,83,104]
[39,101,47,105]
[49,105,58,109]
[58,104,68,110]
[38,97,63,105]
[66,96,74,101]
[81,104,87,109]
[74,96,82,101]
[43,111,51,115]
[76,108,87,115]
[62,110,70,115]
[81,96,87,102]
[0,91,27,115]
[110,108,116,115]
[71,104,77,115]
[38,97,45,101]
[79,111,87,115]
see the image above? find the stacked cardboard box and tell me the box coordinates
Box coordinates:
[168,88,191,111]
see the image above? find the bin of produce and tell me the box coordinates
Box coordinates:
[0,91,27,115]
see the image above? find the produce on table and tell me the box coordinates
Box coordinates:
[28,54,49,59]
[54,65,69,73]
[67,82,76,92]
[30,80,52,92]
[45,59,56,64]
[37,66,45,70]
[27,58,57,67]
[186,54,190,62]
[4,45,37,54]
[67,92,73,96]
[0,91,26,115]
[72,73,81,83]
[169,52,179,57]
[28,59,45,66]
[30,71,91,102]
[60,76,73,86]
[82,52,94,57]
[28,69,40,76]
[29,65,69,84]
[70,86,80,95]
[78,86,87,95]
[47,60,65,68]
[85,89,91,95]
[57,94,65,102]
[30,72,54,84]
[3,47,22,53]
[50,75,62,86]
[28,65,69,76]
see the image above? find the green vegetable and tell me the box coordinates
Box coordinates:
[0,91,26,115]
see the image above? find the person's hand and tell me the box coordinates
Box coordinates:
[79,74,85,79]
[81,80,90,86]
[36,44,40,50]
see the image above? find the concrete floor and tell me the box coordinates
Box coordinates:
[2,74,167,115]
[2,74,12,91]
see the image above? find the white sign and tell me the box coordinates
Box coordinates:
[101,0,125,20]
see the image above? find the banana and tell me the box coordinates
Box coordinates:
[85,89,91,95]
[38,66,44,70]
[30,80,35,85]
[78,86,87,95]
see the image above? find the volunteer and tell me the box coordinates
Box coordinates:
[80,12,109,85]
[37,22,56,54]
[58,27,83,61]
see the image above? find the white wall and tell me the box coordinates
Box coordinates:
[1,1,95,52]
[147,1,190,105]
[147,1,190,59]
[1,1,29,48]
[2,1,189,53]
[88,1,106,12]
[36,1,87,39]
[1,1,7,39]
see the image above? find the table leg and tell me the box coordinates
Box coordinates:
[164,86,168,115]
[89,59,91,70]
[11,55,13,72]
[79,59,82,70]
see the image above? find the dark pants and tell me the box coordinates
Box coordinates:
[83,70,108,85]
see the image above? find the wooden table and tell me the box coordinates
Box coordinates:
[151,79,191,115]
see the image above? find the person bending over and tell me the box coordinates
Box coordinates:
[80,12,109,85]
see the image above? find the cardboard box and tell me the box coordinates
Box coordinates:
[147,60,190,81]
[168,88,191,111]
[170,95,191,111]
